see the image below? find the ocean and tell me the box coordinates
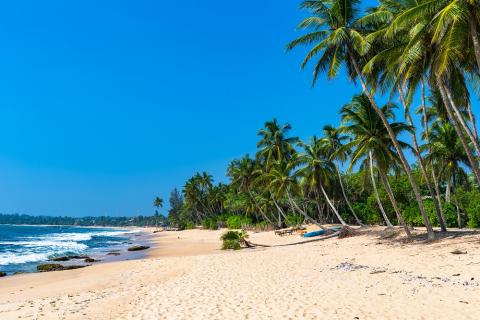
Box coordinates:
[0,225,140,275]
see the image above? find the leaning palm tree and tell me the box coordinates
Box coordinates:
[385,0,480,186]
[321,125,364,225]
[227,155,273,224]
[359,1,449,232]
[288,0,434,238]
[262,158,326,228]
[297,136,347,226]
[339,94,411,236]
[424,123,470,228]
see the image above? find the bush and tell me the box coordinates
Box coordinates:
[222,240,241,250]
[457,188,480,228]
[202,218,218,230]
[352,202,380,225]
[254,221,272,231]
[404,199,459,228]
[220,230,248,250]
[184,221,195,230]
[226,216,252,229]
[285,214,303,227]
[466,202,480,228]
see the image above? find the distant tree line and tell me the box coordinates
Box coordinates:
[0,213,167,227]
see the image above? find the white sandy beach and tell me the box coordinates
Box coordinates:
[0,227,479,320]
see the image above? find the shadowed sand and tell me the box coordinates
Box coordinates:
[0,227,479,319]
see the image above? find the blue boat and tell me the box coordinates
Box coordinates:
[302,226,342,238]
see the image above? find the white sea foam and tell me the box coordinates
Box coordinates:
[0,240,88,251]
[46,233,93,241]
[0,228,139,267]
[0,252,48,266]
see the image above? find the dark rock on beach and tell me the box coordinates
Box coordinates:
[51,256,70,261]
[127,245,150,251]
[37,263,87,272]
[0,271,6,277]
[84,258,96,263]
[51,255,90,262]
[37,264,64,272]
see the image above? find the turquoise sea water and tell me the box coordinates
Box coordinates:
[0,225,137,275]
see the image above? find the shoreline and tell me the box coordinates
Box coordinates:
[0,226,151,276]
[0,226,479,319]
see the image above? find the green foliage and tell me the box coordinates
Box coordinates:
[404,200,458,228]
[202,218,218,230]
[254,221,272,231]
[457,188,480,228]
[226,216,252,229]
[222,240,241,250]
[220,230,249,250]
[352,202,381,225]
[0,213,167,227]
[285,214,303,227]
[184,221,195,230]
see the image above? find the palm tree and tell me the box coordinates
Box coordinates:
[153,197,163,210]
[297,136,347,226]
[357,0,450,232]
[264,158,327,228]
[288,0,434,238]
[321,125,364,225]
[384,0,480,186]
[227,155,273,224]
[256,119,299,170]
[424,123,470,228]
[339,94,411,236]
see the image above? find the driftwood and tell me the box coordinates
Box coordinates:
[245,231,341,248]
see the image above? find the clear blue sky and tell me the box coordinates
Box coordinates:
[0,0,447,216]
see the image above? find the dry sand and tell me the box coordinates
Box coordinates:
[0,226,479,320]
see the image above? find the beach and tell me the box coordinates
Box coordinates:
[0,227,479,320]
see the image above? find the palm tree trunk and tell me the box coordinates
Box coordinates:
[446,179,451,204]
[335,164,364,226]
[248,189,273,224]
[318,182,347,226]
[272,197,288,228]
[313,189,325,222]
[437,78,480,185]
[397,84,447,231]
[453,171,461,229]
[469,12,480,75]
[441,81,480,157]
[350,55,434,239]
[369,151,393,227]
[378,169,411,237]
[467,100,479,142]
[287,191,326,230]
[421,78,447,229]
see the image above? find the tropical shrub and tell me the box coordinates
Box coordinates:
[352,202,381,225]
[184,221,195,230]
[285,214,303,227]
[404,200,458,228]
[220,230,249,250]
[222,240,241,250]
[202,218,218,230]
[226,216,252,229]
[254,221,272,231]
